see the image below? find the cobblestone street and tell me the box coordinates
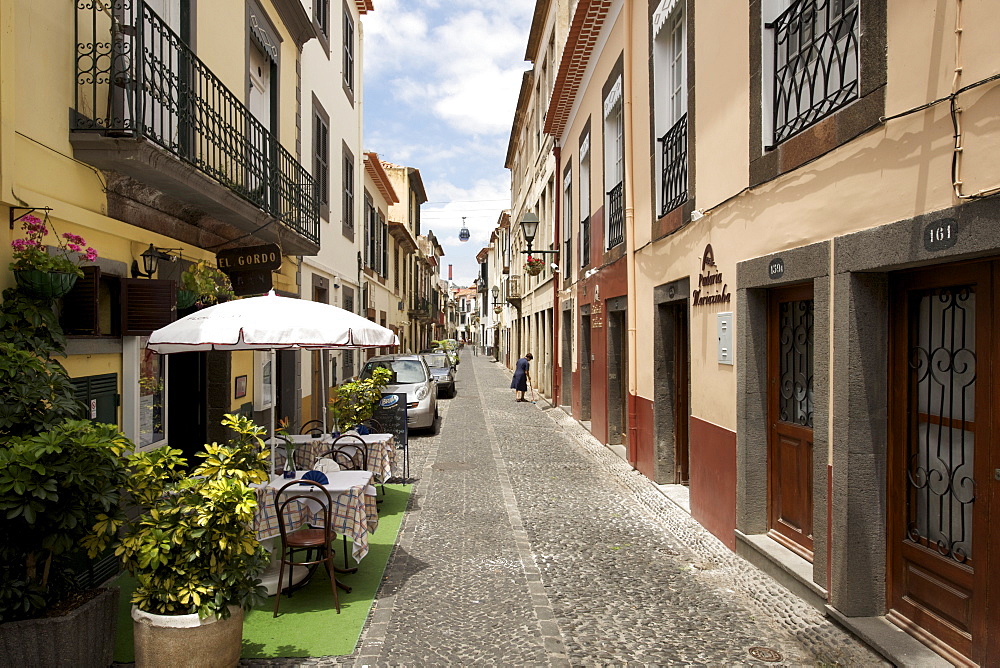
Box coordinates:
[250,351,885,666]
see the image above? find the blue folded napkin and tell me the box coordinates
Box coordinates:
[356,424,371,435]
[298,469,329,485]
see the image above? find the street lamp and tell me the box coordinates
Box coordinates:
[131,244,176,278]
[519,211,557,256]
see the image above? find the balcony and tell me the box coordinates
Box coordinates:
[408,297,432,322]
[659,114,688,217]
[71,1,319,254]
[505,275,522,307]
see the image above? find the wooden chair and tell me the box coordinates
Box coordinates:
[272,479,340,617]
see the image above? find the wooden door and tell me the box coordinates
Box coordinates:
[888,261,997,666]
[768,284,814,560]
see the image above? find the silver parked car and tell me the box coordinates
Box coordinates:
[421,352,456,398]
[360,354,438,433]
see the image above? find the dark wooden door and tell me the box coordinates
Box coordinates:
[888,261,997,666]
[768,284,814,560]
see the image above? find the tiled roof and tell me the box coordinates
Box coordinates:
[544,0,613,137]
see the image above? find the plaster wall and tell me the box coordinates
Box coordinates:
[630,0,1000,430]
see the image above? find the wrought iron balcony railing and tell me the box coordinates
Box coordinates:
[606,182,624,250]
[767,0,859,147]
[580,215,591,267]
[73,0,319,244]
[659,114,688,217]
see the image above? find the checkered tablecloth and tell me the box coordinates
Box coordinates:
[267,434,396,481]
[253,472,379,563]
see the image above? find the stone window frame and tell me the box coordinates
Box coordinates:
[342,0,355,105]
[735,240,831,601]
[313,0,330,55]
[749,0,886,187]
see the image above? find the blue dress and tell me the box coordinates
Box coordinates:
[510,357,530,391]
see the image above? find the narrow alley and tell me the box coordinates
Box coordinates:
[254,351,885,666]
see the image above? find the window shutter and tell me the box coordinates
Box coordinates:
[62,266,101,335]
[120,279,176,336]
[71,373,119,424]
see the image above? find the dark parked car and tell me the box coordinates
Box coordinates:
[421,353,456,398]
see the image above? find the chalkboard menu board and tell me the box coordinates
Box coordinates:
[373,393,408,480]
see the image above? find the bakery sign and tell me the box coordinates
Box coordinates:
[692,244,731,307]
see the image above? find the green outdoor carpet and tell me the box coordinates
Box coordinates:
[112,483,411,662]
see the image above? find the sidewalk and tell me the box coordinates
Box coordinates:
[248,351,885,666]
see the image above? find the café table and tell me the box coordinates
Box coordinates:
[265,432,396,481]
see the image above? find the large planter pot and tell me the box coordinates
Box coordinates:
[132,605,243,668]
[13,270,78,299]
[0,586,119,667]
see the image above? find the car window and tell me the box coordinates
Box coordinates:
[392,360,427,383]
[422,354,450,369]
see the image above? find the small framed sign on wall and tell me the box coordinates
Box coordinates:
[234,375,248,399]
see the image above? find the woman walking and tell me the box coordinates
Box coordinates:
[510,353,533,402]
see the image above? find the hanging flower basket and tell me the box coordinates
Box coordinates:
[524,257,545,276]
[13,270,78,299]
[494,306,502,314]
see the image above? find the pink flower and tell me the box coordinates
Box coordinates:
[85,248,98,262]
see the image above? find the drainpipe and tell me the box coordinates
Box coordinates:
[623,0,639,462]
[552,144,561,406]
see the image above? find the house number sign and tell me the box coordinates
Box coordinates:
[768,257,785,280]
[924,218,958,252]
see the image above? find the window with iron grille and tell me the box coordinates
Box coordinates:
[603,69,625,250]
[653,0,688,216]
[766,0,859,148]
[562,164,573,273]
[579,129,591,267]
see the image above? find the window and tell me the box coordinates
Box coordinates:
[124,337,167,450]
[342,4,355,96]
[342,145,354,238]
[314,0,330,52]
[603,68,625,250]
[579,129,591,267]
[653,0,688,216]
[764,0,859,148]
[313,97,330,219]
[380,212,388,277]
[562,164,573,273]
[364,192,375,268]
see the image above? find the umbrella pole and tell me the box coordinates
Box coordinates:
[320,352,327,432]
[269,349,276,476]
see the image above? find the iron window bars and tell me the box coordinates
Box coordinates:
[580,215,591,267]
[606,181,625,250]
[658,114,688,217]
[74,0,319,244]
[767,0,859,148]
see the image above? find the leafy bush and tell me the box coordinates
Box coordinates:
[0,420,134,622]
[112,414,271,619]
[0,343,84,438]
[329,366,391,432]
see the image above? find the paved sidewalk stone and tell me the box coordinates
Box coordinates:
[245,352,885,667]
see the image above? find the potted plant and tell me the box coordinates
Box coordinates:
[328,367,391,433]
[524,256,545,276]
[0,407,134,666]
[8,214,98,299]
[111,414,270,668]
[180,261,234,307]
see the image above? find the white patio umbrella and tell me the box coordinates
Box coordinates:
[147,290,398,470]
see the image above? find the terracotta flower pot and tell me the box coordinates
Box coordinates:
[13,270,78,299]
[132,605,244,668]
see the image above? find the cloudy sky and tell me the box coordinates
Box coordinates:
[361,0,535,286]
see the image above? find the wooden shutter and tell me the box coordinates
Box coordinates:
[120,279,176,336]
[62,266,101,335]
[71,373,119,424]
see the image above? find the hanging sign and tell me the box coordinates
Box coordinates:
[692,244,731,307]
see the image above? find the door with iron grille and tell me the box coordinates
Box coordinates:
[888,262,997,665]
[768,284,814,560]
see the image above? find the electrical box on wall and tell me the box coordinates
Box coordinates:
[717,312,734,365]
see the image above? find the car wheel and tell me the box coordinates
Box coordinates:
[429,410,439,434]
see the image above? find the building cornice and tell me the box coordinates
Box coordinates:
[364,152,399,204]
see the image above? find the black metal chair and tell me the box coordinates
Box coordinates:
[319,434,371,568]
[272,479,340,617]
[299,419,325,437]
